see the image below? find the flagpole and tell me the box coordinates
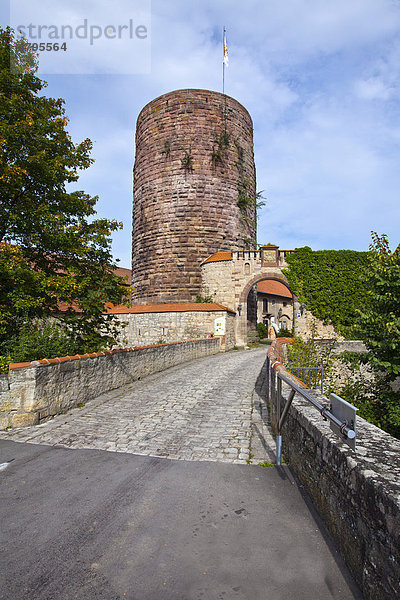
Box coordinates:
[222,26,225,96]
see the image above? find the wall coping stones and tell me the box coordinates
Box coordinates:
[6,338,217,371]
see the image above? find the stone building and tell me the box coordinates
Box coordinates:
[125,90,337,348]
[256,280,293,333]
[113,241,337,347]
[132,88,257,304]
[200,244,297,346]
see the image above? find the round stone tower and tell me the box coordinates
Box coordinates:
[132,88,256,303]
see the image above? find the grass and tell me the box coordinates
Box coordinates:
[258,461,275,468]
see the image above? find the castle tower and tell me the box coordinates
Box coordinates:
[132,88,256,303]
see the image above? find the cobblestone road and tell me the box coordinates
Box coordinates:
[0,348,276,464]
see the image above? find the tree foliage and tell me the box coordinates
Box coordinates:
[0,27,128,358]
[356,232,400,379]
[283,246,369,336]
[331,351,400,439]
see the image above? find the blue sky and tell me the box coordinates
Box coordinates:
[3,0,400,266]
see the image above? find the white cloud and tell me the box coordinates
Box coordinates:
[355,77,393,101]
[6,0,400,262]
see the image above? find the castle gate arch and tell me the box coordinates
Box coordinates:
[236,273,294,347]
[200,246,298,347]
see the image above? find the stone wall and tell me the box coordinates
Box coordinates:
[333,340,368,354]
[201,259,235,308]
[294,307,345,341]
[113,308,235,351]
[267,339,400,600]
[0,338,221,430]
[132,88,257,303]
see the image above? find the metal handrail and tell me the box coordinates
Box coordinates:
[272,366,356,465]
[286,363,324,392]
[278,370,356,437]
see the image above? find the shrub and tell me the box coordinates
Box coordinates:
[0,354,11,373]
[257,322,269,339]
[276,330,293,338]
[283,247,369,336]
[2,319,82,363]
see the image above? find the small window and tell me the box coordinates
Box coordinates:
[262,298,268,312]
[245,262,250,275]
[283,301,287,307]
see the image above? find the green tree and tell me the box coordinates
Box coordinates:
[333,233,400,438]
[357,232,400,379]
[0,27,128,357]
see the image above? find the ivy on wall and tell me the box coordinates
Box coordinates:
[283,247,370,335]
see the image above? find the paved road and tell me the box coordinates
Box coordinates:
[0,348,362,599]
[0,348,275,464]
[0,440,362,600]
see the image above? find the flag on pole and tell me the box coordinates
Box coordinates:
[223,28,229,67]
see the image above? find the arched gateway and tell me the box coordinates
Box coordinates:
[201,244,298,346]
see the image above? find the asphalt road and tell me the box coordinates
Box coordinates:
[0,440,362,600]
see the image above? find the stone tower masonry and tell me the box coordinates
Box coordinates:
[132,88,257,303]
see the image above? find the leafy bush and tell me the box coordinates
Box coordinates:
[1,319,83,363]
[195,294,214,303]
[337,232,400,439]
[283,247,369,336]
[0,354,11,373]
[333,367,400,439]
[286,335,334,370]
[276,330,293,338]
[257,322,269,339]
[355,232,400,379]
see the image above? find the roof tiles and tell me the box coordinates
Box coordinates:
[257,280,292,298]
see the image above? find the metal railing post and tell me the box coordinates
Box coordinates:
[276,376,282,465]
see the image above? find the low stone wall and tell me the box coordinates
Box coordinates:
[333,340,368,354]
[294,307,345,341]
[0,338,221,430]
[267,340,400,600]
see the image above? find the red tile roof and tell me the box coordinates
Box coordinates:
[113,267,132,285]
[202,251,233,264]
[104,302,236,315]
[56,301,235,315]
[257,280,292,298]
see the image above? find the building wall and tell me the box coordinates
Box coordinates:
[201,260,235,308]
[132,89,256,303]
[201,249,291,345]
[113,310,236,351]
[201,250,346,344]
[257,294,293,331]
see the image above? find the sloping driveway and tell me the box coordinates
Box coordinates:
[0,348,362,599]
[0,348,274,464]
